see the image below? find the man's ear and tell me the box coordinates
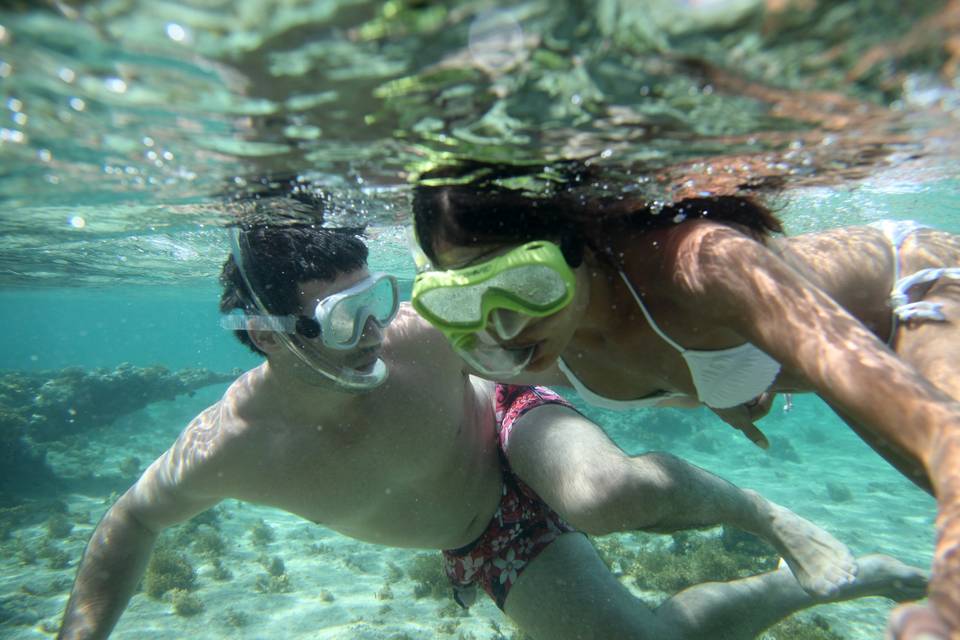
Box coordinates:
[248,328,285,354]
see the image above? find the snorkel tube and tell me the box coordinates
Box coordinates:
[227,226,389,391]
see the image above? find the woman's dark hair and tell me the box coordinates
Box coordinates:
[219,220,368,356]
[412,161,783,267]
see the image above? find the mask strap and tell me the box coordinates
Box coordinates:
[407,226,434,274]
[560,233,584,268]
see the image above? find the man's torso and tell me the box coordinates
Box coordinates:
[176,310,505,550]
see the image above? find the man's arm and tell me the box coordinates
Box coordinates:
[58,416,225,640]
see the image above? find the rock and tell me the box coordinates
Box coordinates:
[0,364,235,504]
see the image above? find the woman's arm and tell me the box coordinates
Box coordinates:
[665,220,960,634]
[666,221,957,479]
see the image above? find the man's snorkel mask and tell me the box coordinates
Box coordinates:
[410,234,576,377]
[221,227,398,390]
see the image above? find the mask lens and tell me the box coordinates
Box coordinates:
[326,303,358,345]
[490,265,568,306]
[417,264,569,327]
[369,276,400,322]
[319,275,399,348]
[418,285,483,324]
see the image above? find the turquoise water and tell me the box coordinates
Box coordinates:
[1,1,958,638]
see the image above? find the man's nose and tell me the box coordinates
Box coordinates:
[358,315,384,344]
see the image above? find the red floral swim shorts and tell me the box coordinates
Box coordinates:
[442,384,578,610]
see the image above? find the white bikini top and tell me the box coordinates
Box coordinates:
[558,358,685,409]
[558,272,781,410]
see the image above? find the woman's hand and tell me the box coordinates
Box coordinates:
[709,392,774,449]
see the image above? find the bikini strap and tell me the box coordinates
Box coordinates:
[617,270,687,353]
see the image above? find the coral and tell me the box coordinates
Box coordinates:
[169,588,204,617]
[253,554,291,592]
[254,573,292,594]
[22,364,236,441]
[192,527,226,558]
[37,540,71,570]
[438,601,468,618]
[16,544,36,565]
[0,365,235,504]
[0,593,42,627]
[19,576,72,597]
[385,560,405,583]
[438,620,459,633]
[189,506,223,530]
[765,613,846,639]
[249,518,275,546]
[624,528,779,593]
[263,555,286,577]
[594,535,638,574]
[825,481,853,503]
[222,608,249,628]
[408,553,449,600]
[720,525,774,557]
[0,405,55,502]
[45,513,73,539]
[143,543,196,599]
[170,508,224,551]
[209,558,233,581]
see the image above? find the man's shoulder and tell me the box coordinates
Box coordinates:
[154,395,260,500]
[178,370,265,457]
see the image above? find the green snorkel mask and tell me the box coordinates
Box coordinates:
[411,239,576,376]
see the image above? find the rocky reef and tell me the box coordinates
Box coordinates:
[0,364,236,504]
[595,527,848,639]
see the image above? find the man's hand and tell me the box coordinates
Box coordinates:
[709,392,774,449]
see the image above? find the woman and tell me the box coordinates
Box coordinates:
[410,162,960,639]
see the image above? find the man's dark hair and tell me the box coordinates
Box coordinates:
[219,222,369,356]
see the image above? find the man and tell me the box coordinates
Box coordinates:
[58,217,925,640]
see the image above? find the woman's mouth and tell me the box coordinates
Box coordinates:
[500,338,542,353]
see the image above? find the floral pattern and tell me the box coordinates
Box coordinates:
[442,385,576,610]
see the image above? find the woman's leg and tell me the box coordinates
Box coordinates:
[505,403,856,596]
